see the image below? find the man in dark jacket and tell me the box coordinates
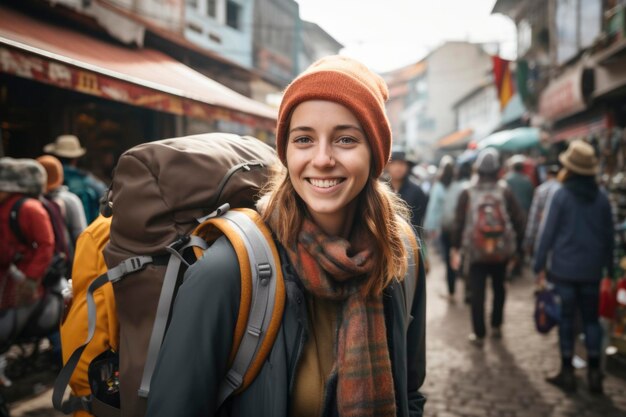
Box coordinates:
[534,140,613,394]
[450,148,525,346]
[386,150,428,231]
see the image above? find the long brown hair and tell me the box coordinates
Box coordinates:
[260,167,411,295]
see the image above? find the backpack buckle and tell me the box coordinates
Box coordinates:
[79,396,93,413]
[109,256,153,282]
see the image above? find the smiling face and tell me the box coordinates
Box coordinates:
[286,100,372,236]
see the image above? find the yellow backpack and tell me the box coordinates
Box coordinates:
[59,215,116,417]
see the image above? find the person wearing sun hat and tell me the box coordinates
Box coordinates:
[43,135,106,224]
[147,55,427,417]
[534,140,613,395]
[36,155,87,245]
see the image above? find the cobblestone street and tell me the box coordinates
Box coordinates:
[422,254,626,417]
[5,255,626,417]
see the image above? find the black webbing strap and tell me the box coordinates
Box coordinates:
[9,197,29,245]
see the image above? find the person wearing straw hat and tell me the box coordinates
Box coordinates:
[534,140,614,395]
[43,135,106,224]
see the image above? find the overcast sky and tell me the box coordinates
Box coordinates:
[296,0,517,73]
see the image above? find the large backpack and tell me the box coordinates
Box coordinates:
[53,133,285,417]
[462,183,516,264]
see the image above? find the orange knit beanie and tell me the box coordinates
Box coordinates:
[276,55,392,177]
[36,154,64,192]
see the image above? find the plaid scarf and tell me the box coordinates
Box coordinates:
[285,217,396,417]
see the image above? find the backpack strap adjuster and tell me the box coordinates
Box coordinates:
[224,369,244,391]
[257,263,272,284]
[108,256,154,283]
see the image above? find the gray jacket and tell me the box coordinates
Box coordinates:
[146,236,427,417]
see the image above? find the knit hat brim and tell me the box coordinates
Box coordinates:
[276,57,391,177]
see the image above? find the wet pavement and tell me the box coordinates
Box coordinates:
[422,254,626,417]
[5,255,626,417]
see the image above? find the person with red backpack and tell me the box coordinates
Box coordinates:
[0,158,55,386]
[451,148,525,346]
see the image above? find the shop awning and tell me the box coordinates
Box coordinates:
[0,6,276,130]
[436,128,473,149]
[477,127,541,152]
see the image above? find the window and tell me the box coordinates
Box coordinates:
[207,0,217,18]
[580,0,602,48]
[226,0,241,30]
[556,0,602,64]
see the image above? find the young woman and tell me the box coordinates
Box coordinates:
[146,56,427,417]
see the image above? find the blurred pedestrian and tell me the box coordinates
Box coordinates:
[146,55,427,417]
[36,155,87,247]
[0,158,55,384]
[386,149,428,230]
[524,163,561,258]
[505,154,534,276]
[534,140,613,394]
[505,155,534,215]
[44,135,107,224]
[445,161,473,303]
[451,148,525,345]
[424,155,456,300]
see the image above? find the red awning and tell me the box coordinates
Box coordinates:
[0,6,276,130]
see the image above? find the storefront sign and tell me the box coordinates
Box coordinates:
[552,114,610,143]
[538,66,592,122]
[0,45,274,132]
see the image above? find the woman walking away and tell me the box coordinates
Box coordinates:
[146,55,427,417]
[534,140,614,395]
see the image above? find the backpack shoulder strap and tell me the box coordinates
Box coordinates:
[9,197,29,245]
[399,220,419,327]
[192,207,285,407]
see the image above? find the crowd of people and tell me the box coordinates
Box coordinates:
[392,139,614,396]
[0,135,106,385]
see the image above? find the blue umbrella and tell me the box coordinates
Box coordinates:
[478,127,541,152]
